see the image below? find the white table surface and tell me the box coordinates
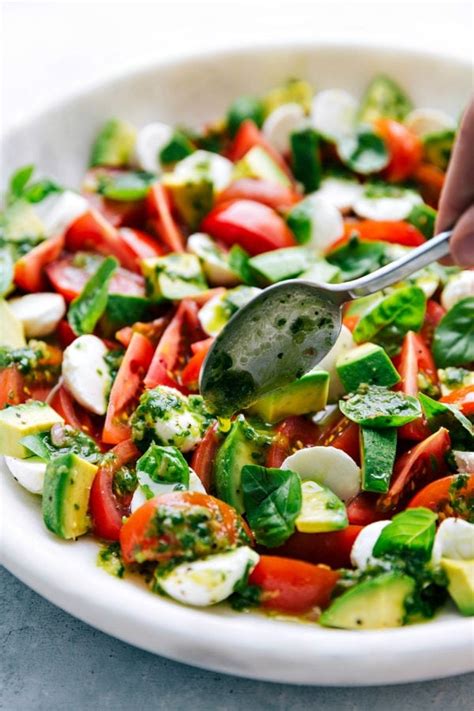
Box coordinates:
[1,2,473,708]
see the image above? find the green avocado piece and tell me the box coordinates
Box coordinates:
[162,174,214,230]
[358,75,413,123]
[89,119,136,168]
[0,199,45,241]
[215,416,267,513]
[296,480,347,533]
[246,369,329,424]
[320,572,415,629]
[440,558,474,616]
[423,129,455,171]
[233,146,291,188]
[0,402,63,458]
[142,253,208,301]
[42,453,98,540]
[0,299,26,348]
[263,79,313,115]
[336,342,401,392]
[360,426,397,493]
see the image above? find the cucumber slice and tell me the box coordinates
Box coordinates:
[296,480,348,533]
[336,342,401,392]
[248,246,315,284]
[360,426,397,493]
[310,89,358,142]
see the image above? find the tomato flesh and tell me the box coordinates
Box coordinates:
[218,178,300,211]
[271,526,363,569]
[440,385,474,417]
[375,118,422,182]
[408,474,474,520]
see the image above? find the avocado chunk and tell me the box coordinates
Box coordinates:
[142,253,208,301]
[246,369,329,424]
[263,79,313,115]
[296,480,348,533]
[0,402,63,458]
[0,199,45,241]
[423,129,455,171]
[233,146,291,188]
[320,572,415,629]
[162,174,214,230]
[360,426,397,493]
[336,342,401,392]
[440,558,474,616]
[89,118,136,168]
[358,75,413,123]
[0,300,26,348]
[215,416,267,513]
[42,453,98,539]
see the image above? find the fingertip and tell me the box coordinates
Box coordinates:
[449,205,474,267]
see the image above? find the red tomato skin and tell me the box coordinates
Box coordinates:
[408,474,474,519]
[347,493,389,526]
[315,414,360,464]
[201,200,295,256]
[218,179,301,211]
[266,416,319,468]
[49,385,98,438]
[270,526,363,569]
[336,221,425,248]
[0,366,26,409]
[420,300,446,345]
[377,427,451,513]
[181,338,214,390]
[118,227,165,265]
[146,184,186,253]
[65,210,138,272]
[90,439,140,541]
[14,233,65,292]
[190,421,221,491]
[375,118,422,182]
[102,333,154,445]
[440,385,474,417]
[227,120,293,179]
[413,163,445,208]
[397,331,437,441]
[249,556,339,614]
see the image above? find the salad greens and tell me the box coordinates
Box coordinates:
[340,385,421,427]
[68,256,118,335]
[373,508,437,561]
[433,297,474,367]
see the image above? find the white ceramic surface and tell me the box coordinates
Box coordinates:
[1,43,473,686]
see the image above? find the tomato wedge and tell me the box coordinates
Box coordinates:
[375,118,422,182]
[420,299,446,345]
[377,427,451,512]
[271,526,363,569]
[408,474,474,520]
[120,491,246,565]
[118,227,165,265]
[202,199,295,256]
[0,366,26,409]
[65,210,138,272]
[248,556,339,615]
[46,253,145,301]
[217,178,300,211]
[413,163,445,208]
[440,385,474,417]
[315,413,360,464]
[337,220,425,248]
[49,384,98,439]
[397,331,437,441]
[90,439,140,541]
[146,183,186,253]
[181,337,214,390]
[347,493,389,526]
[266,416,319,468]
[14,232,65,292]
[102,333,154,445]
[227,119,293,179]
[190,421,221,491]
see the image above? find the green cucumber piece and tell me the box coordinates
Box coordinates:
[248,246,315,284]
[360,426,397,493]
[336,342,401,392]
[290,127,321,193]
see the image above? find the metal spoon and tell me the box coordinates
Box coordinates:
[200,229,452,415]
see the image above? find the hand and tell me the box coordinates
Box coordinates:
[436,97,474,266]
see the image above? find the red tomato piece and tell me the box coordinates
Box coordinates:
[315,413,360,464]
[57,320,77,348]
[337,220,426,248]
[146,183,186,253]
[266,416,319,468]
[413,163,445,208]
[49,384,99,440]
[14,232,65,292]
[347,493,389,526]
[90,439,140,541]
[420,300,446,345]
[227,120,293,179]
[181,337,214,390]
[397,331,437,441]
[218,178,301,211]
[408,474,474,520]
[375,118,422,182]
[248,556,339,615]
[202,199,295,256]
[0,366,26,409]
[377,427,451,513]
[190,421,221,491]
[102,333,155,445]
[120,491,245,565]
[65,210,138,272]
[271,526,363,569]
[440,385,474,416]
[118,227,165,265]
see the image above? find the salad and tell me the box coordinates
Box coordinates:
[1,74,473,629]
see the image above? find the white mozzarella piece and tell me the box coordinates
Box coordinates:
[314,177,363,213]
[62,335,111,415]
[8,293,66,337]
[432,519,474,565]
[5,456,46,495]
[187,233,240,287]
[404,108,455,137]
[310,89,358,142]
[441,271,474,311]
[353,190,422,221]
[302,195,344,252]
[262,102,306,153]
[313,325,355,402]
[350,520,392,570]
[282,445,361,502]
[453,451,474,474]
[34,191,88,236]
[158,547,259,607]
[135,122,173,172]
[150,386,204,453]
[174,150,233,192]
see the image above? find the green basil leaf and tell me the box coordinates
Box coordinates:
[432,297,474,367]
[353,285,426,355]
[8,165,35,202]
[136,443,190,491]
[340,384,421,427]
[327,237,388,281]
[373,507,437,561]
[20,433,54,461]
[419,393,474,449]
[20,428,101,463]
[159,130,195,165]
[337,128,389,174]
[68,256,118,335]
[242,464,302,547]
[0,248,14,296]
[227,96,265,137]
[97,171,155,201]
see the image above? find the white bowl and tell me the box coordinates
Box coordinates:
[1,42,473,686]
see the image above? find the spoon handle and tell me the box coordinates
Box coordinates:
[329,229,452,299]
